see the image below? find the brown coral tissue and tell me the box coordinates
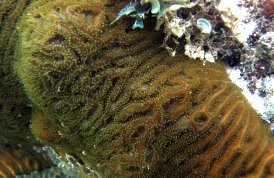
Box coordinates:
[13,0,274,177]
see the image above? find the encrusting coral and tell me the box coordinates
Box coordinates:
[1,0,272,177]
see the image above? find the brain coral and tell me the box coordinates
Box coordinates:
[14,0,274,177]
[0,0,39,147]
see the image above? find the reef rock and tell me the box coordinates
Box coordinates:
[9,0,274,177]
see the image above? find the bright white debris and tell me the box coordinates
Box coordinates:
[227,68,274,123]
[185,44,215,63]
[217,0,257,45]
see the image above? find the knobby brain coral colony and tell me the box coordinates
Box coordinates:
[0,0,273,177]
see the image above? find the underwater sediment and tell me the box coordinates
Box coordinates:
[0,0,273,177]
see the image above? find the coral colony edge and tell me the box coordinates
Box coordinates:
[0,0,273,178]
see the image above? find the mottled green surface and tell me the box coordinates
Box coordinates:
[0,0,39,147]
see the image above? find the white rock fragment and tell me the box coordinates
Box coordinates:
[216,0,257,45]
[185,44,215,63]
[227,68,274,122]
[167,18,188,38]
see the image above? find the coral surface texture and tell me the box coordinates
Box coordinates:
[0,0,38,147]
[0,0,272,177]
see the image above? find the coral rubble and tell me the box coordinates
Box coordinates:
[11,0,274,177]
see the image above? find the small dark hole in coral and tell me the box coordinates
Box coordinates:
[264,165,273,176]
[4,144,12,148]
[7,125,15,130]
[212,84,219,90]
[245,136,252,144]
[82,10,94,23]
[132,126,145,140]
[77,58,82,65]
[34,14,41,19]
[79,102,85,107]
[24,120,31,128]
[163,139,175,149]
[105,15,111,25]
[126,166,141,172]
[39,83,44,90]
[105,116,113,125]
[0,105,3,111]
[82,37,90,44]
[163,96,184,112]
[53,55,64,61]
[56,7,60,12]
[10,105,16,113]
[194,113,208,125]
[88,105,98,116]
[191,101,199,108]
[48,34,65,45]
[0,70,5,77]
[112,133,121,141]
[125,27,134,33]
[112,77,119,87]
